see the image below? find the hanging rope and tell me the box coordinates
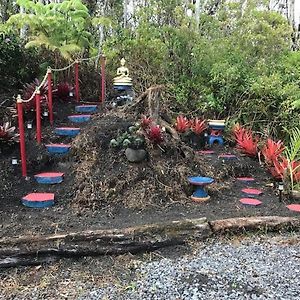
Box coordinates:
[21,72,49,103]
[20,55,102,103]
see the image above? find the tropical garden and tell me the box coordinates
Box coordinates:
[0,0,300,270]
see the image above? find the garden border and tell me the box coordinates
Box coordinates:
[0,216,299,268]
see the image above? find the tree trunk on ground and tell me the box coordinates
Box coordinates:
[210,216,300,233]
[0,218,210,268]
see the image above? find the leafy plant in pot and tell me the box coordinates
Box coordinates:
[110,125,147,163]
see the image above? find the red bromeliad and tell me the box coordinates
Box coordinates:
[56,82,74,100]
[22,79,48,112]
[190,118,207,135]
[232,123,246,141]
[261,139,285,165]
[147,125,164,145]
[234,128,258,157]
[271,156,300,182]
[175,115,190,133]
[141,115,153,129]
[0,122,19,142]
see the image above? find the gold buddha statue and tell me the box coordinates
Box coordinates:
[113,58,132,87]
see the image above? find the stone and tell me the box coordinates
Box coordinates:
[125,148,147,163]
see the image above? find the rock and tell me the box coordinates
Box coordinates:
[125,148,147,163]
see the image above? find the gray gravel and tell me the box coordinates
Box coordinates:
[80,235,300,300]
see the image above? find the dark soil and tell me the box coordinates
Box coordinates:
[0,97,299,239]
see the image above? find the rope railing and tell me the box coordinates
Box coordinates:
[21,56,100,102]
[16,54,107,177]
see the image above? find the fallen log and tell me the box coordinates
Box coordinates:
[2,216,300,268]
[210,216,300,233]
[0,218,210,268]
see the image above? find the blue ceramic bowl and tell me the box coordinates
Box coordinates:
[188,176,214,186]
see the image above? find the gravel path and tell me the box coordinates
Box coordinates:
[1,233,300,300]
[80,235,300,300]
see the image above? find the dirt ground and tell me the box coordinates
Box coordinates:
[0,232,299,300]
[0,98,299,240]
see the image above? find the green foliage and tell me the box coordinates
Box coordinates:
[4,0,110,60]
[0,34,39,92]
[110,126,145,150]
[284,128,300,162]
[103,0,298,139]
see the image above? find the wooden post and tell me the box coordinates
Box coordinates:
[35,89,42,144]
[47,67,54,125]
[17,95,27,177]
[101,55,106,103]
[75,60,80,102]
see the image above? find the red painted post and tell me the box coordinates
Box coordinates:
[75,60,80,102]
[101,55,106,103]
[35,89,42,144]
[17,95,27,177]
[47,67,54,126]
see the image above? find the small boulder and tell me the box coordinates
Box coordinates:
[125,148,147,163]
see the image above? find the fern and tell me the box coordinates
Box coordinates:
[6,0,111,60]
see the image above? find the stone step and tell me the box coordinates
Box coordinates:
[286,204,300,212]
[75,105,98,113]
[218,154,238,160]
[236,177,255,183]
[46,143,71,154]
[242,188,263,198]
[21,193,55,208]
[34,172,64,184]
[68,114,91,123]
[55,127,80,137]
[240,198,262,206]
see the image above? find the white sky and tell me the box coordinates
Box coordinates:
[295,1,300,26]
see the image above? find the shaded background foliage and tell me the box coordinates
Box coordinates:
[0,0,300,140]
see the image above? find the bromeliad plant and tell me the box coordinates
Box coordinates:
[140,115,153,130]
[146,125,164,145]
[232,124,258,157]
[174,115,207,149]
[0,122,19,143]
[22,79,48,112]
[55,82,74,101]
[261,139,285,166]
[174,115,190,133]
[190,118,207,135]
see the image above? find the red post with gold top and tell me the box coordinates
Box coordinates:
[47,67,54,125]
[35,89,42,144]
[17,95,27,177]
[75,60,80,102]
